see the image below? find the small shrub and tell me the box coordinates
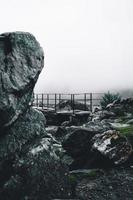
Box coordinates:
[100,91,121,109]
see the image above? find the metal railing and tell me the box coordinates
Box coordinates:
[33,93,104,113]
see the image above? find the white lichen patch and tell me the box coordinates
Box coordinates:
[93,138,111,152]
[29,138,51,155]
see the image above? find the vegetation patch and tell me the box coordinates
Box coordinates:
[69,169,103,183]
[116,125,133,137]
[100,91,121,109]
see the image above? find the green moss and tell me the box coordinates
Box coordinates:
[116,125,133,137]
[87,170,97,177]
[100,91,121,109]
[68,175,77,184]
[69,169,101,183]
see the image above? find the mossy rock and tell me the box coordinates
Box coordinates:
[69,169,104,183]
[116,125,133,137]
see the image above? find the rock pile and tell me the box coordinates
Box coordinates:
[57,99,89,111]
[1,31,133,200]
[63,128,132,169]
[60,98,133,199]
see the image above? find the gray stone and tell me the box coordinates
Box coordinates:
[75,169,133,200]
[92,130,132,165]
[0,32,73,200]
[62,128,97,159]
[0,32,44,128]
[83,120,112,133]
[1,136,72,200]
[0,108,47,163]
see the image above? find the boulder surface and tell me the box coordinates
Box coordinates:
[0,32,44,128]
[0,32,72,200]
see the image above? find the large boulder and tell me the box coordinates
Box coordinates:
[0,106,72,200]
[92,130,132,165]
[0,32,72,200]
[62,128,133,169]
[0,32,44,128]
[0,135,72,200]
[0,108,46,169]
[62,128,99,169]
[62,129,97,158]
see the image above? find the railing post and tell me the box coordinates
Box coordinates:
[41,94,43,109]
[47,94,49,109]
[59,94,61,105]
[55,94,57,112]
[71,94,73,109]
[72,94,75,114]
[90,93,93,112]
[84,93,86,110]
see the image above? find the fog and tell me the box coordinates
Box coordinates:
[0,0,133,93]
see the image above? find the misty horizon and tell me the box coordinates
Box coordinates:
[1,0,133,93]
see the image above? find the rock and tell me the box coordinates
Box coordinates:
[46,126,68,142]
[92,110,116,121]
[94,107,101,112]
[0,32,44,128]
[62,129,97,159]
[92,130,133,165]
[57,99,89,111]
[41,109,90,126]
[1,136,72,200]
[0,107,47,187]
[55,126,68,138]
[63,128,132,169]
[75,169,133,200]
[61,115,80,127]
[62,120,113,169]
[40,109,58,125]
[114,118,123,123]
[75,111,91,124]
[83,120,112,133]
[0,32,72,200]
[45,126,58,135]
[62,128,98,169]
[61,120,71,127]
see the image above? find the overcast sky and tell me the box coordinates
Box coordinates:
[0,0,133,93]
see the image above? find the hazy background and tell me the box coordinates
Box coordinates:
[0,0,133,93]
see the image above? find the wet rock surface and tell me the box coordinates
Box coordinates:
[0,32,72,200]
[57,99,89,111]
[75,168,133,200]
[1,136,71,200]
[92,130,132,165]
[0,32,44,128]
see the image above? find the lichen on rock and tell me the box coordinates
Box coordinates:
[0,32,72,200]
[0,32,44,128]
